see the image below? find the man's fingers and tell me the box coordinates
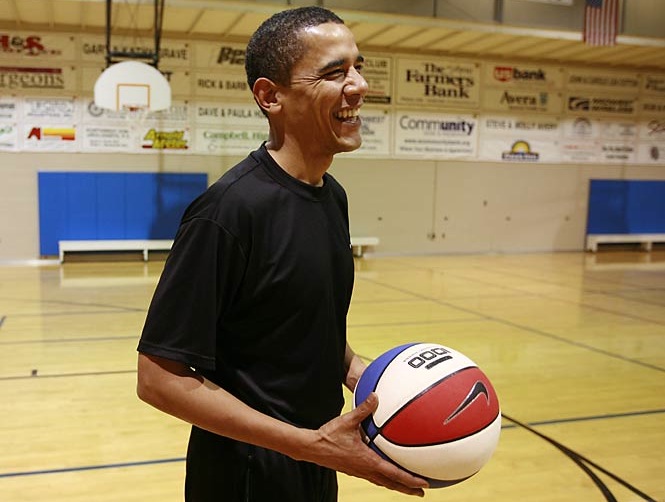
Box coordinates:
[370,472,426,497]
[350,392,378,422]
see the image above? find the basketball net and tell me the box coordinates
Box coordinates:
[123,104,150,124]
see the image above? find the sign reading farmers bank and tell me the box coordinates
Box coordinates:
[395,57,479,108]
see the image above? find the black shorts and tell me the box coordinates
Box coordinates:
[185,426,338,502]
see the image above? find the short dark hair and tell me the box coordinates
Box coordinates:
[245,6,344,90]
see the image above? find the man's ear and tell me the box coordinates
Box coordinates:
[253,77,282,116]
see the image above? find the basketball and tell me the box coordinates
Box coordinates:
[353,342,501,488]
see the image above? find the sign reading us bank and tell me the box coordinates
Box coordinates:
[483,63,563,89]
[395,57,479,108]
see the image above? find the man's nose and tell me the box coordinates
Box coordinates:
[345,66,369,99]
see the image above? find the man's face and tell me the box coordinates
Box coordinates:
[281,22,368,158]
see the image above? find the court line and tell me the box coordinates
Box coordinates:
[504,413,657,502]
[0,296,145,314]
[378,258,665,324]
[0,334,138,346]
[428,270,665,327]
[0,369,136,381]
[357,276,665,373]
[0,457,184,479]
[7,308,145,317]
[500,408,665,428]
[484,266,665,316]
[2,410,663,481]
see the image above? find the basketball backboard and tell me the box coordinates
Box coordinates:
[94,60,171,112]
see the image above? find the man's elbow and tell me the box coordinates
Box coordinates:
[136,353,162,406]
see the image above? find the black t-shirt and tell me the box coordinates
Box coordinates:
[138,145,355,429]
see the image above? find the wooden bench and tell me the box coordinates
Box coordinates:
[350,236,379,257]
[58,236,380,262]
[58,239,174,263]
[586,233,665,252]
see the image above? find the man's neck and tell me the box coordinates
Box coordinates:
[266,143,332,187]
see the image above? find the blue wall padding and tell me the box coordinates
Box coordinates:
[587,180,665,235]
[38,172,208,256]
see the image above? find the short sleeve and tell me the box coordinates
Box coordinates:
[137,217,246,370]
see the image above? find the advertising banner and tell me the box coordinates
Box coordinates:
[481,115,560,137]
[395,57,479,108]
[600,121,637,141]
[0,32,76,60]
[80,36,190,67]
[394,111,477,158]
[561,116,601,139]
[23,124,77,151]
[0,65,76,93]
[639,98,665,118]
[559,140,599,163]
[642,74,665,96]
[483,63,563,89]
[598,141,636,163]
[194,71,250,99]
[566,94,637,117]
[639,119,665,142]
[81,125,134,152]
[363,55,392,105]
[139,126,190,152]
[482,88,562,114]
[0,97,19,120]
[479,115,560,162]
[194,127,269,156]
[194,102,265,127]
[23,96,77,121]
[480,137,560,163]
[345,109,391,157]
[636,142,665,164]
[194,42,246,70]
[0,122,18,151]
[566,69,640,94]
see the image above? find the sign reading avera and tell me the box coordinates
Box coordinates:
[482,88,562,114]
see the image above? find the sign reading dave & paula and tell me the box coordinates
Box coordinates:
[395,57,479,108]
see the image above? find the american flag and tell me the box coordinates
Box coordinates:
[584,0,619,46]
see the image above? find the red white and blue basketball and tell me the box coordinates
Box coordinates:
[353,342,501,488]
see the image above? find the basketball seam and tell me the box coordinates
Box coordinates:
[378,412,501,448]
[376,365,499,447]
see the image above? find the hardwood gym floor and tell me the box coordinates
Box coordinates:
[1,251,663,501]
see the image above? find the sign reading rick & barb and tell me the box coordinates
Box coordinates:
[395,57,479,108]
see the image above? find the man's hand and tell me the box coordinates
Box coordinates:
[310,392,428,497]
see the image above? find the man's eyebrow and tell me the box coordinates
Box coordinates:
[318,55,365,73]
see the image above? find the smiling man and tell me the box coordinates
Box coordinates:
[136,6,427,502]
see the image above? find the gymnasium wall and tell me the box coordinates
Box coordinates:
[1,11,665,260]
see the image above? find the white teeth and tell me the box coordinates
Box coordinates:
[336,108,359,120]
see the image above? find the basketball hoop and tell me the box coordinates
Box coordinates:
[122,103,150,123]
[94,60,171,112]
